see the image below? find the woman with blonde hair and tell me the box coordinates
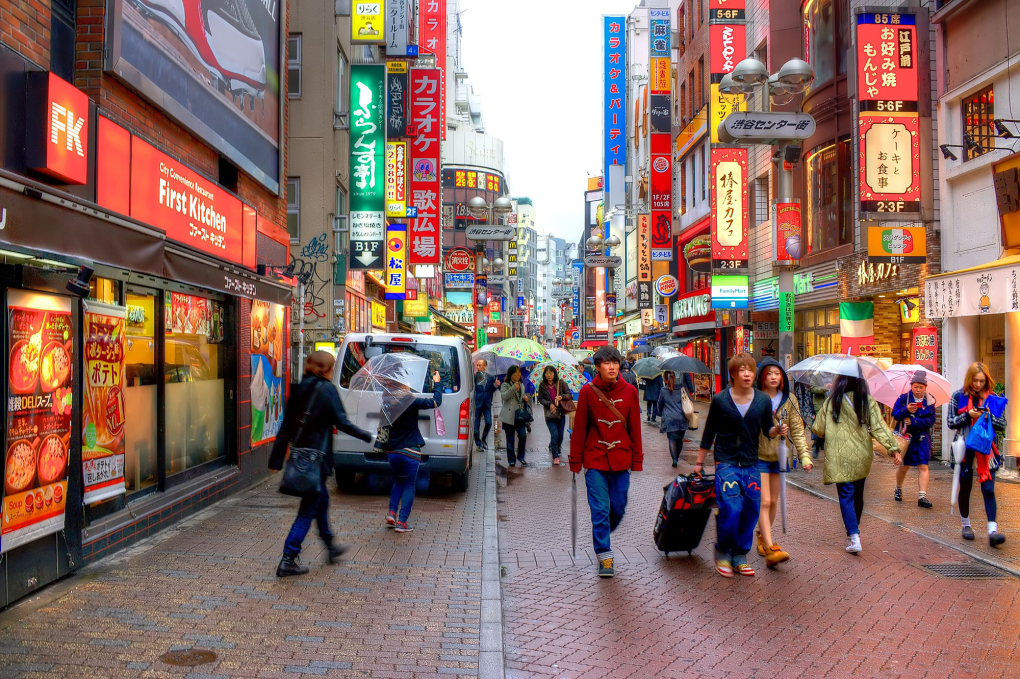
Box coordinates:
[948,362,1007,546]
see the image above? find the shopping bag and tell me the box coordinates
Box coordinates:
[965,412,996,455]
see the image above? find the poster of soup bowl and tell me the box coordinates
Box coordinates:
[250,300,287,445]
[3,291,73,554]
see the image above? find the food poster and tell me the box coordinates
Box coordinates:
[250,300,286,445]
[82,303,127,504]
[164,292,224,341]
[3,291,73,554]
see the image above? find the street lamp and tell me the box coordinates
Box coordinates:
[465,196,512,344]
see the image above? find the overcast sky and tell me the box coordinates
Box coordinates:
[458,0,635,245]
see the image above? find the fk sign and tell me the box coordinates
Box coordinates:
[27,72,90,185]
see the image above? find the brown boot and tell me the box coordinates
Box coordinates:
[763,543,790,567]
[756,531,766,557]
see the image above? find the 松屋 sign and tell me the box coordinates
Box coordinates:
[384,223,407,300]
[351,65,386,269]
[710,148,749,269]
[867,226,926,264]
[27,72,90,185]
[856,11,921,218]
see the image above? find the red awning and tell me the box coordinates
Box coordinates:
[580,340,608,349]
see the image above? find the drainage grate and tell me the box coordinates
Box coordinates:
[922,563,1011,579]
[160,650,217,666]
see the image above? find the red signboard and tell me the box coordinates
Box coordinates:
[856,15,918,103]
[445,247,474,273]
[858,112,921,213]
[710,23,746,76]
[775,203,802,262]
[27,72,90,185]
[710,147,749,268]
[408,68,442,265]
[419,0,446,141]
[911,326,937,371]
[651,133,672,260]
[96,116,130,215]
[709,0,745,9]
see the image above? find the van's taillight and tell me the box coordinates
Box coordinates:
[391,337,414,342]
[458,399,470,440]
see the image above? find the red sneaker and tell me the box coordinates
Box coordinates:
[386,511,396,527]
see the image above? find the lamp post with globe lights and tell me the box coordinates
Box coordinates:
[467,195,513,346]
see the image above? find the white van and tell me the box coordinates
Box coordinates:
[332,332,475,491]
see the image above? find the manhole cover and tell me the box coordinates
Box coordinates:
[922,563,1010,579]
[160,649,217,666]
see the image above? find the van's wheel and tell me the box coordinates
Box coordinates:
[452,471,469,492]
[335,469,356,491]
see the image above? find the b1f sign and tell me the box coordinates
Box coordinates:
[27,72,90,185]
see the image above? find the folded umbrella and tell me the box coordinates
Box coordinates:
[571,473,578,558]
[778,437,789,533]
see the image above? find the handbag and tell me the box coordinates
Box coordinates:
[279,383,326,499]
[558,381,576,413]
[679,387,699,429]
[965,412,996,455]
[515,402,534,426]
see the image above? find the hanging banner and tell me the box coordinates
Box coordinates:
[3,291,73,554]
[651,134,673,260]
[603,16,626,199]
[408,68,442,265]
[386,141,407,218]
[251,301,287,445]
[419,0,446,140]
[386,61,408,139]
[82,302,127,505]
[385,223,408,299]
[351,64,386,269]
[352,0,385,43]
[710,147,749,268]
[911,326,937,371]
[774,203,802,262]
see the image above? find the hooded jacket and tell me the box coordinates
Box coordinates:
[755,358,811,466]
[569,375,643,473]
[891,391,936,460]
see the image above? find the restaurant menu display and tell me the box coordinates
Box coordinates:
[250,300,286,445]
[82,303,127,504]
[3,291,73,554]
[165,292,225,342]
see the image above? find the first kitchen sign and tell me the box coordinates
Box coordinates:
[27,72,90,185]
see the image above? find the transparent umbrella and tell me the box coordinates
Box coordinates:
[343,353,431,426]
[787,354,893,393]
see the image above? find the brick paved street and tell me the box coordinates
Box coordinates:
[498,404,1020,679]
[0,449,491,678]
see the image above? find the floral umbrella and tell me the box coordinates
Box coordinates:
[527,361,589,392]
[487,337,550,363]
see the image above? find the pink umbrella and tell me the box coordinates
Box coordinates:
[868,364,952,408]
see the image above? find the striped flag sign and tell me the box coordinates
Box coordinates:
[840,302,875,356]
[867,226,926,264]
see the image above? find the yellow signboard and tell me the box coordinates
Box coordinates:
[651,58,671,94]
[371,300,387,329]
[710,83,746,144]
[352,1,384,43]
[403,292,428,317]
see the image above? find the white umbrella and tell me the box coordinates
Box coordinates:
[546,347,580,364]
[868,364,952,408]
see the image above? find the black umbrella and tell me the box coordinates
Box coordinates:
[660,354,711,374]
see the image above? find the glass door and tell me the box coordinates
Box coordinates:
[124,285,158,495]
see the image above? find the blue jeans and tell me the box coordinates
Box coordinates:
[284,477,332,557]
[388,453,421,523]
[545,417,565,458]
[504,423,527,463]
[836,478,866,536]
[714,463,761,559]
[585,469,630,558]
[474,406,492,446]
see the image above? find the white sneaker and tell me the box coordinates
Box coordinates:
[845,534,862,554]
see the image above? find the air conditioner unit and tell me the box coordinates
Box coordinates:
[333,214,348,232]
[333,111,349,130]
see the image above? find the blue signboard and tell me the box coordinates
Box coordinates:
[649,9,670,58]
[445,272,475,289]
[603,16,626,199]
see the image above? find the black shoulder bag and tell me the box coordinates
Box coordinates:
[279,382,327,499]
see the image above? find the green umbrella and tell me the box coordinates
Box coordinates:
[631,357,664,380]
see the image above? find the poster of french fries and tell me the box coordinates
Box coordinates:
[82,303,127,504]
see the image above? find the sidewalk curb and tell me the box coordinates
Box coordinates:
[787,478,1020,578]
[479,446,505,679]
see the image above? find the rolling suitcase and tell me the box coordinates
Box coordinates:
[653,473,716,556]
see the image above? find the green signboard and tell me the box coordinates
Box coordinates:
[349,64,386,269]
[779,291,795,333]
[476,327,487,349]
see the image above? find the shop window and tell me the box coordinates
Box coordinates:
[336,50,347,113]
[836,0,850,75]
[963,86,994,161]
[816,309,826,327]
[124,287,158,495]
[287,178,300,242]
[288,35,302,98]
[803,0,835,88]
[827,308,840,326]
[804,310,815,329]
[88,276,121,305]
[806,138,853,255]
[164,293,229,477]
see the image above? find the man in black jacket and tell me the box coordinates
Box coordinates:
[270,351,372,577]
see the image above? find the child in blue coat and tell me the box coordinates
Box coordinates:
[891,371,937,509]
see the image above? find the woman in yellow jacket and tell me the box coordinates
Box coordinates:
[755,358,813,567]
[812,373,901,554]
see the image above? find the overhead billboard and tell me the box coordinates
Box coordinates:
[105,0,282,192]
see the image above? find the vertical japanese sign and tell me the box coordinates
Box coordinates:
[385,0,416,56]
[638,214,652,282]
[386,141,407,218]
[251,301,287,445]
[774,203,802,262]
[408,68,442,265]
[650,135,673,260]
[386,61,408,139]
[856,11,921,218]
[83,302,127,504]
[595,268,609,331]
[710,83,746,144]
[352,1,384,43]
[710,147,749,268]
[603,16,626,199]
[385,223,408,299]
[779,291,795,333]
[419,0,446,140]
[350,65,386,270]
[911,326,937,371]
[3,291,72,554]
[572,261,582,318]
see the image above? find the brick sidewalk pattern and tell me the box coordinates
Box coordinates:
[0,451,487,678]
[498,403,1020,678]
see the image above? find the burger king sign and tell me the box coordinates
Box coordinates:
[655,275,678,298]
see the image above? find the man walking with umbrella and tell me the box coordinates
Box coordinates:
[473,358,499,451]
[569,347,643,578]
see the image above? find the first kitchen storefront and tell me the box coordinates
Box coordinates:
[0,118,291,606]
